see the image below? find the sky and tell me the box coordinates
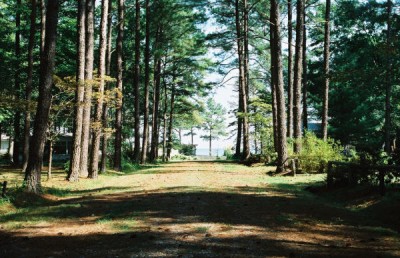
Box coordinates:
[180,15,239,151]
[180,71,238,150]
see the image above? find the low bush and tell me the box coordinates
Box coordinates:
[295,131,344,173]
[121,161,141,172]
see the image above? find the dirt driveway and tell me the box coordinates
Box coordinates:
[0,161,399,257]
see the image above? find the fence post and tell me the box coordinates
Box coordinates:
[291,159,297,176]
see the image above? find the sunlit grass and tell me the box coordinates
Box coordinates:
[194,226,209,233]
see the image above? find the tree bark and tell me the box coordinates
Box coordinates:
[100,0,113,173]
[47,140,53,180]
[40,0,46,55]
[22,0,37,172]
[114,0,125,171]
[209,128,212,156]
[384,0,392,153]
[133,0,141,162]
[89,0,109,179]
[166,85,175,161]
[13,0,22,167]
[293,0,304,153]
[80,0,95,177]
[235,105,243,156]
[68,0,87,182]
[287,0,294,138]
[150,55,161,162]
[234,0,250,160]
[162,80,168,162]
[24,0,60,193]
[241,0,250,160]
[234,0,242,158]
[270,0,288,173]
[141,0,151,164]
[321,0,330,141]
[302,11,308,131]
[270,22,278,152]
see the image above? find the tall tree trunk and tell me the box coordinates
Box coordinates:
[302,11,308,131]
[384,0,392,153]
[24,0,60,193]
[166,85,175,161]
[162,80,168,162]
[287,0,294,138]
[80,0,95,177]
[241,0,250,160]
[244,0,250,102]
[47,139,53,180]
[235,106,243,156]
[234,0,242,158]
[13,0,22,167]
[22,0,37,172]
[270,0,288,173]
[68,0,87,182]
[133,0,141,162]
[89,0,109,179]
[150,56,161,162]
[293,0,304,153]
[234,0,249,160]
[141,0,151,164]
[40,0,46,55]
[270,23,278,152]
[209,129,212,156]
[100,0,113,173]
[321,0,330,141]
[114,0,125,171]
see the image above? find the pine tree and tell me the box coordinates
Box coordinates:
[89,0,109,179]
[24,0,60,193]
[68,0,87,182]
[114,0,125,171]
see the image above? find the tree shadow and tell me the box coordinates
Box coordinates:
[1,185,399,257]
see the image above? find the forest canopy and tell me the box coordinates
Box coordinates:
[0,0,398,193]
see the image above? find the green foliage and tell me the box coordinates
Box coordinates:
[63,160,70,173]
[179,144,196,156]
[307,0,400,150]
[121,161,141,173]
[223,148,234,160]
[171,154,197,161]
[200,98,227,142]
[248,96,274,157]
[295,131,344,173]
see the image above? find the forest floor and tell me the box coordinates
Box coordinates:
[0,161,399,257]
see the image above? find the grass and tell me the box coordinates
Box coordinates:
[194,226,210,233]
[0,161,399,240]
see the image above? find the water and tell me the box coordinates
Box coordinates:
[195,148,226,157]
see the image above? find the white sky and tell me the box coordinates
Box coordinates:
[181,16,239,150]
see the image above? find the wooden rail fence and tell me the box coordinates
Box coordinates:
[327,161,400,195]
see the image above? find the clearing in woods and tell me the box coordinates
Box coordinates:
[0,161,399,257]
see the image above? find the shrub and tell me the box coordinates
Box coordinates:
[296,131,343,173]
[121,161,141,172]
[180,144,196,156]
[63,160,70,173]
[223,148,234,160]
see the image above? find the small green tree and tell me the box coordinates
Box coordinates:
[200,98,227,156]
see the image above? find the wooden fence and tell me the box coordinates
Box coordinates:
[327,161,400,195]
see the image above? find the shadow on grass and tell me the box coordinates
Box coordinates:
[1,229,399,258]
[1,160,399,257]
[0,186,399,257]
